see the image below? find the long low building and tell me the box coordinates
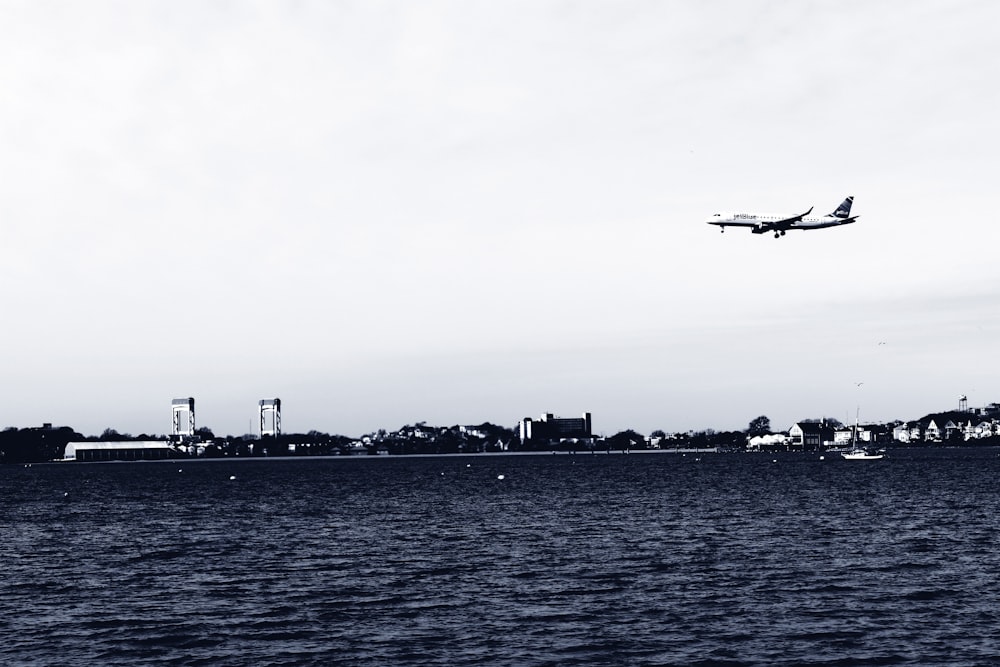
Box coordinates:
[63,441,177,462]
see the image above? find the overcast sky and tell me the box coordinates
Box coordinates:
[3,1,999,438]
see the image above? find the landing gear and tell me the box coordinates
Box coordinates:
[774,230,786,239]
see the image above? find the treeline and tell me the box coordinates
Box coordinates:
[0,426,83,464]
[9,411,1000,464]
[0,419,759,464]
[1,414,892,464]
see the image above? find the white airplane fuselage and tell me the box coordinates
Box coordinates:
[706,196,858,238]
[710,213,853,232]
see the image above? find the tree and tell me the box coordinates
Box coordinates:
[607,429,645,451]
[747,415,771,436]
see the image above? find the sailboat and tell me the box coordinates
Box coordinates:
[841,411,884,460]
[841,446,884,460]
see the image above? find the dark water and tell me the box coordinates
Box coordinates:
[3,449,1000,666]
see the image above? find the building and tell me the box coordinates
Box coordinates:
[63,441,177,462]
[519,412,592,443]
[747,433,790,451]
[973,403,1000,417]
[833,422,894,447]
[788,421,836,451]
[171,397,196,440]
[925,418,961,442]
[893,421,921,443]
[259,398,281,437]
[969,420,998,439]
[893,412,975,444]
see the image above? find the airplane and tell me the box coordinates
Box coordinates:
[706,196,858,238]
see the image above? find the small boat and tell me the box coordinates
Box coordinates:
[841,447,884,460]
[840,408,884,459]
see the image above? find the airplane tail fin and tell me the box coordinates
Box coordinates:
[830,196,854,219]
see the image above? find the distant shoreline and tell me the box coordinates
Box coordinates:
[25,444,1000,467]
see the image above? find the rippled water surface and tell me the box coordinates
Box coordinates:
[4,449,1000,666]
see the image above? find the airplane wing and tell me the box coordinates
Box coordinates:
[760,206,813,232]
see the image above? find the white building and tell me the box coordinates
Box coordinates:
[63,441,176,462]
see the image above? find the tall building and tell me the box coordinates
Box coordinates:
[171,397,195,438]
[259,398,281,437]
[519,412,592,443]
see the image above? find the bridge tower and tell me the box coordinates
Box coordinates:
[259,398,281,437]
[171,397,196,438]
